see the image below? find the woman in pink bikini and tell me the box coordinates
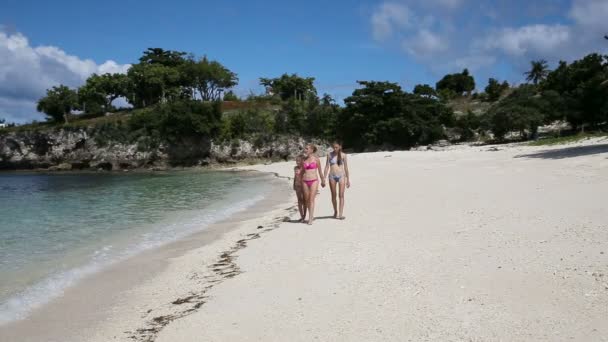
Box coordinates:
[301,143,325,225]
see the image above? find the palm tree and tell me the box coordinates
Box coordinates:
[524,60,550,85]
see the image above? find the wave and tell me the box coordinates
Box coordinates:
[0,194,265,325]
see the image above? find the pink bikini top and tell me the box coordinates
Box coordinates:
[303,161,317,170]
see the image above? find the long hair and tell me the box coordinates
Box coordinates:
[333,141,343,166]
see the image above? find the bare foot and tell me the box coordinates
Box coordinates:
[308,218,314,225]
[338,216,346,220]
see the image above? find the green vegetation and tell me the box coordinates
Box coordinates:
[413,84,438,98]
[484,78,510,102]
[37,85,79,123]
[259,74,316,101]
[21,39,608,153]
[339,81,453,149]
[436,69,476,98]
[524,60,550,85]
[528,132,608,146]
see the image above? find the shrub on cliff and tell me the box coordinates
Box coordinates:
[220,108,276,140]
[129,100,222,142]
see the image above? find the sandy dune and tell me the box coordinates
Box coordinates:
[151,139,608,341]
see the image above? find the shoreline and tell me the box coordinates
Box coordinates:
[0,171,293,342]
[0,158,280,174]
[2,138,607,341]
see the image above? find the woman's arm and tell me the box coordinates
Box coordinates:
[344,154,350,188]
[317,157,325,187]
[323,154,330,180]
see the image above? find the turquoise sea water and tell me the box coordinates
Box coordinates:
[0,171,273,324]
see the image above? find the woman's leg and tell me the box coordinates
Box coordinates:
[308,181,319,225]
[301,183,311,221]
[338,178,346,219]
[297,191,306,221]
[329,178,338,218]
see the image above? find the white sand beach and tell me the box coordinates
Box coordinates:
[154,140,608,342]
[3,139,608,342]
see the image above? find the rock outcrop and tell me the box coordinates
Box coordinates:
[0,127,327,171]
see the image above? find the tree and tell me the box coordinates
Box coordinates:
[485,78,510,102]
[127,63,181,107]
[223,91,239,101]
[484,85,550,140]
[524,60,550,85]
[138,48,188,67]
[542,54,608,129]
[181,57,238,101]
[37,85,78,123]
[413,84,438,98]
[436,69,475,96]
[259,74,316,101]
[79,73,130,113]
[338,81,452,149]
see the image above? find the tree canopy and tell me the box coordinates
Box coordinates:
[79,73,130,113]
[541,54,608,129]
[413,84,438,98]
[338,81,453,149]
[259,74,316,101]
[485,78,510,102]
[435,69,475,97]
[524,60,550,85]
[36,85,79,123]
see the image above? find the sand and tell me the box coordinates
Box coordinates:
[3,139,608,341]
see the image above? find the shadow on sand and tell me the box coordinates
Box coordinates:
[283,215,338,224]
[515,143,608,160]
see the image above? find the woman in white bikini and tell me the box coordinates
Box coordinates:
[323,141,350,220]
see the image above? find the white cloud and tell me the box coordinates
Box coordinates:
[371,2,412,41]
[403,29,448,57]
[370,0,608,86]
[481,24,571,57]
[570,0,608,33]
[0,31,131,123]
[423,0,464,10]
[448,54,497,71]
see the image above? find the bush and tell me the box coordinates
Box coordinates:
[455,111,481,141]
[338,81,453,149]
[483,85,547,140]
[128,100,222,142]
[220,108,276,140]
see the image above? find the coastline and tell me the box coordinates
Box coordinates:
[2,138,607,341]
[0,171,293,342]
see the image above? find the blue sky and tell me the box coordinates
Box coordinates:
[1,0,607,123]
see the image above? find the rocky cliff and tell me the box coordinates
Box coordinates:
[0,127,325,171]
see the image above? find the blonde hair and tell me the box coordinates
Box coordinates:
[306,143,318,153]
